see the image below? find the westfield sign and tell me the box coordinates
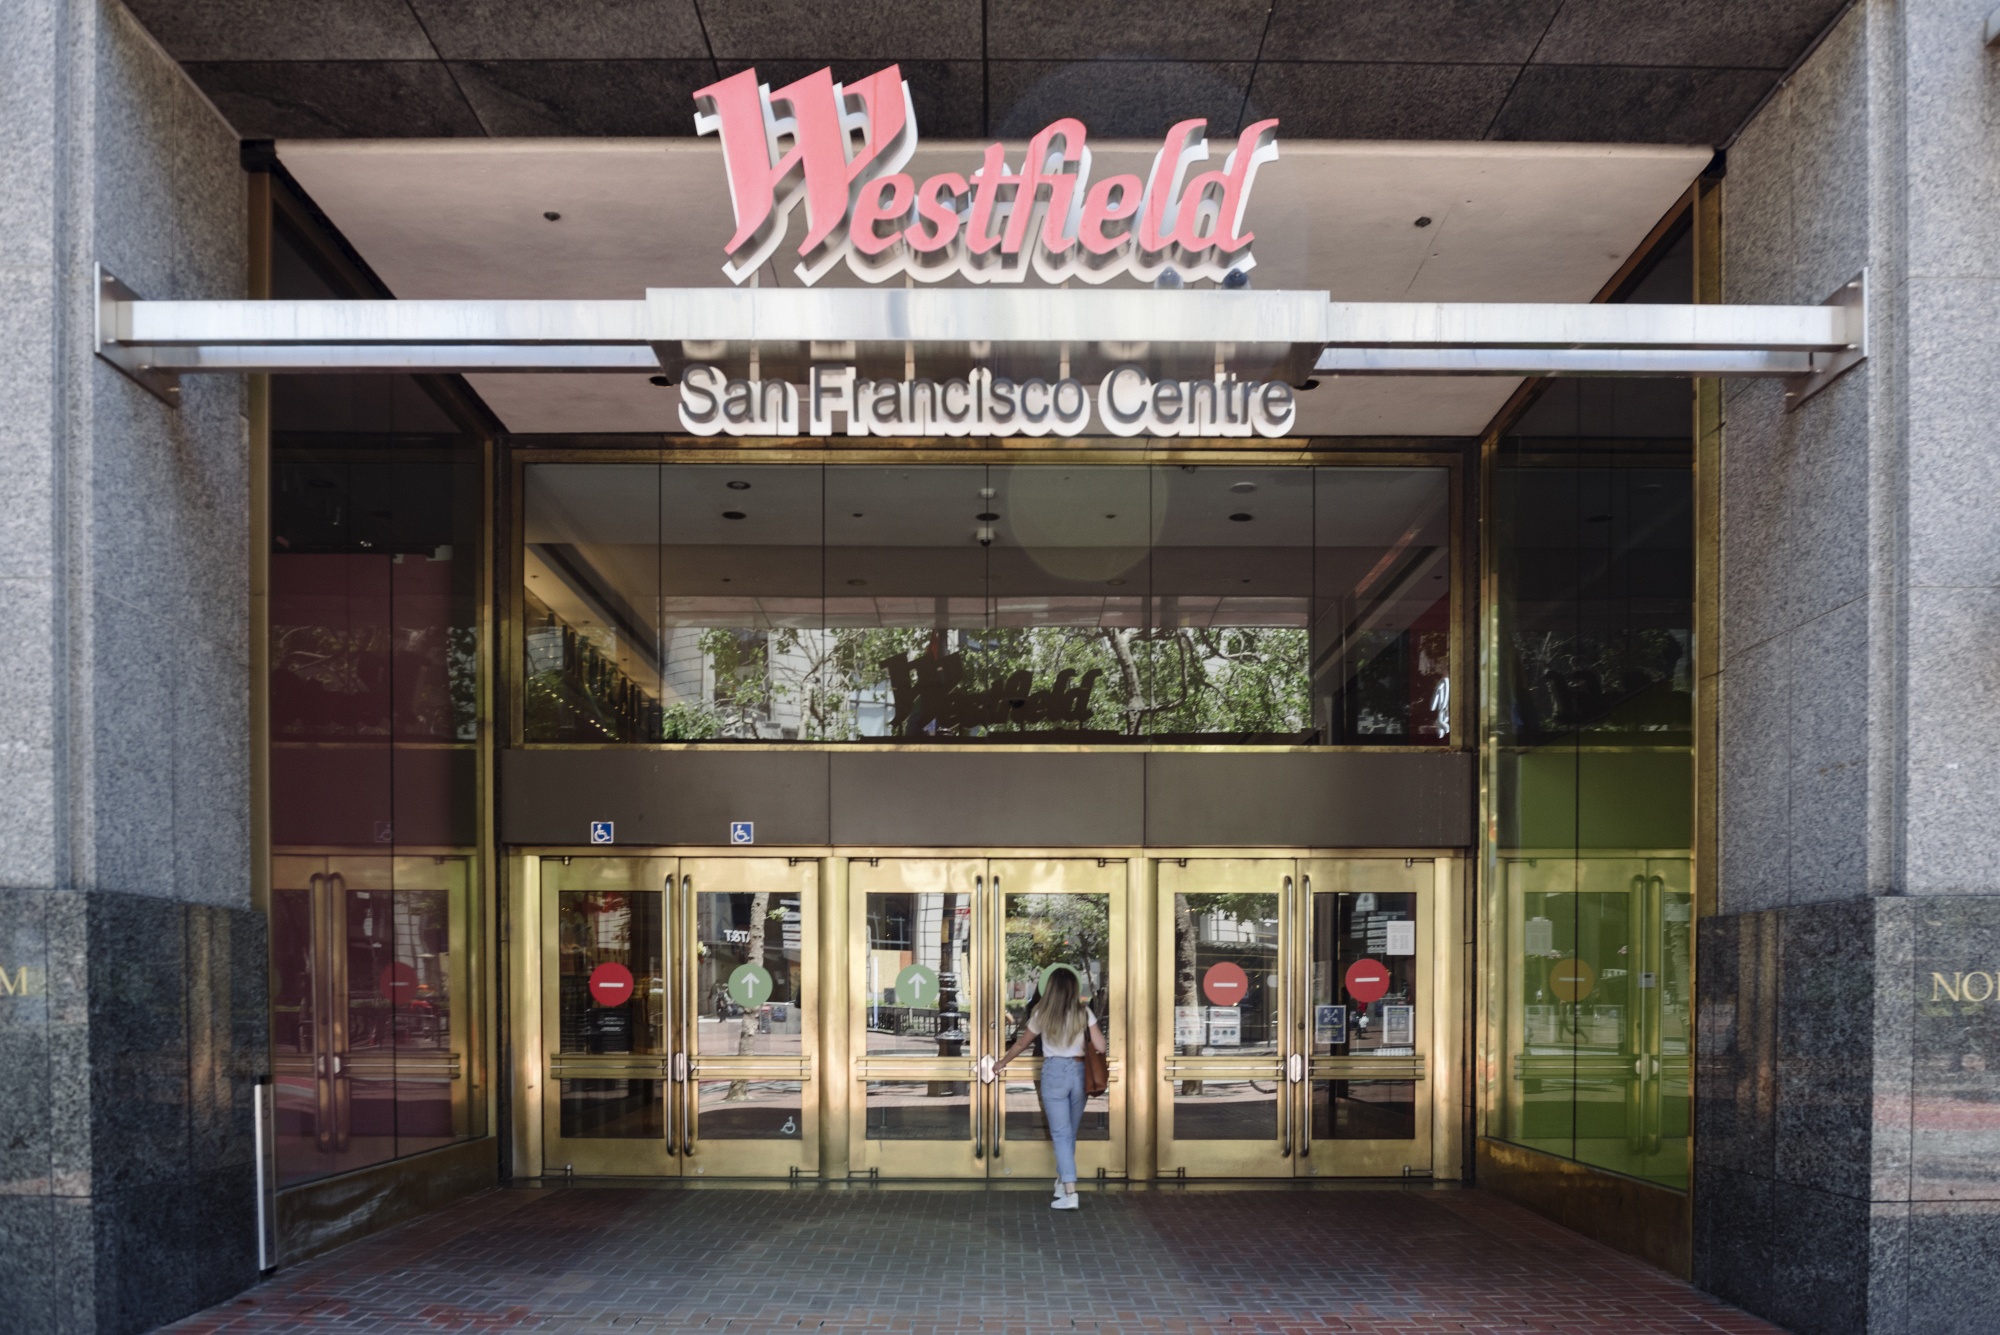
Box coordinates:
[693,64,1280,287]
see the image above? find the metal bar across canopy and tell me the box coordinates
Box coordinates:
[94,266,1866,411]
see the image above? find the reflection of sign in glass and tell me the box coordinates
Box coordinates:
[894,963,939,1010]
[1207,1006,1241,1046]
[1316,1003,1347,1045]
[881,648,1102,736]
[727,963,773,1009]
[1038,962,1092,999]
[1382,1004,1414,1046]
[1385,921,1416,956]
[1175,1005,1205,1046]
[1549,958,1596,1002]
[379,962,418,1002]
[1202,961,1250,1005]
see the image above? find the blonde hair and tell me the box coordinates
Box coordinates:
[1033,967,1089,1048]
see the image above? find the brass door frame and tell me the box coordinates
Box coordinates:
[846,856,1128,1181]
[1155,855,1462,1180]
[538,855,679,1176]
[677,857,820,1179]
[1155,858,1299,1178]
[509,847,1462,1182]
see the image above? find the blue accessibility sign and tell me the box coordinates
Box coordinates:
[729,821,755,845]
[589,821,614,845]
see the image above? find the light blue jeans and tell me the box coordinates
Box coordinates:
[1041,1055,1085,1184]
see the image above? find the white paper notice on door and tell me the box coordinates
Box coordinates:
[1382,1004,1414,1046]
[1174,1006,1206,1046]
[1386,920,1416,956]
[1206,1006,1242,1046]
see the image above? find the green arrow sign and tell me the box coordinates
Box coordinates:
[727,962,773,1010]
[895,963,939,1010]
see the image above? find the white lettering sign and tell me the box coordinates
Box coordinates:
[677,364,1296,438]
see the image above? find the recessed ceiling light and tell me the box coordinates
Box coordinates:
[543,211,561,222]
[727,480,751,490]
[1231,482,1257,493]
[1414,216,1431,228]
[847,578,867,587]
[1106,578,1127,586]
[976,511,999,521]
[852,512,864,518]
[1229,512,1253,522]
[723,510,746,520]
[1104,513,1117,519]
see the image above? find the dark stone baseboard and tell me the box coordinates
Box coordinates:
[277,1136,500,1266]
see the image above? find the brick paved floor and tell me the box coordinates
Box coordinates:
[166,1184,1784,1334]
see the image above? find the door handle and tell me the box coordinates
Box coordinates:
[978,1054,996,1085]
[1287,1053,1304,1084]
[672,1052,687,1082]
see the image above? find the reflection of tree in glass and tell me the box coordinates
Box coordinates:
[672,625,1311,742]
[1005,896,1110,1043]
[725,890,772,1101]
[1172,891,1277,1092]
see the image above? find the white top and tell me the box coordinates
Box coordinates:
[1027,1009,1096,1058]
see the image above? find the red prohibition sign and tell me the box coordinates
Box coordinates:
[1202,961,1250,1005]
[1345,958,1392,1005]
[589,962,635,1008]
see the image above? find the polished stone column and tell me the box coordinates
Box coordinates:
[1703,1,2000,1330]
[0,0,263,1330]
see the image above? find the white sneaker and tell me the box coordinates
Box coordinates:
[1051,1191,1079,1210]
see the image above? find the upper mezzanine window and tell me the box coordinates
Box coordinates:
[520,462,1451,746]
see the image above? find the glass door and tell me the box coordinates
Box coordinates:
[679,857,818,1177]
[1299,858,1434,1177]
[848,858,1124,1180]
[541,856,675,1175]
[1156,859,1296,1177]
[539,855,818,1177]
[1157,858,1437,1178]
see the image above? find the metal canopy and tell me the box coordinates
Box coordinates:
[96,266,1866,413]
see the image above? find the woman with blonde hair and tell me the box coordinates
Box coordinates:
[993,965,1105,1210]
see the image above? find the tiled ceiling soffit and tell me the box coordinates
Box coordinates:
[130,0,1852,145]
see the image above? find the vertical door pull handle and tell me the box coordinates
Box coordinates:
[1287,1053,1304,1083]
[978,1055,996,1085]
[672,1052,687,1082]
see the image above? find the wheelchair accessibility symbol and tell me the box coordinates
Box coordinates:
[729,821,754,845]
[588,820,614,845]
[780,1116,797,1136]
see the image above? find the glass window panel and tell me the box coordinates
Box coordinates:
[1004,1077,1110,1141]
[523,463,664,742]
[1171,1078,1278,1139]
[1311,891,1418,1054]
[1003,892,1111,1050]
[1170,891,1280,1056]
[520,462,1452,746]
[1147,465,1312,741]
[560,1079,664,1139]
[392,855,471,1159]
[1484,225,1695,1196]
[865,1081,971,1140]
[557,890,664,1056]
[1310,1080,1416,1140]
[696,1080,805,1140]
[694,889,804,1055]
[1314,468,1451,745]
[863,887,973,1056]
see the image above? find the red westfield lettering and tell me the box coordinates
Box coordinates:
[694,64,1279,287]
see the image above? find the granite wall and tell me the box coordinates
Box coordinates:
[1703,1,2000,1330]
[0,0,262,1331]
